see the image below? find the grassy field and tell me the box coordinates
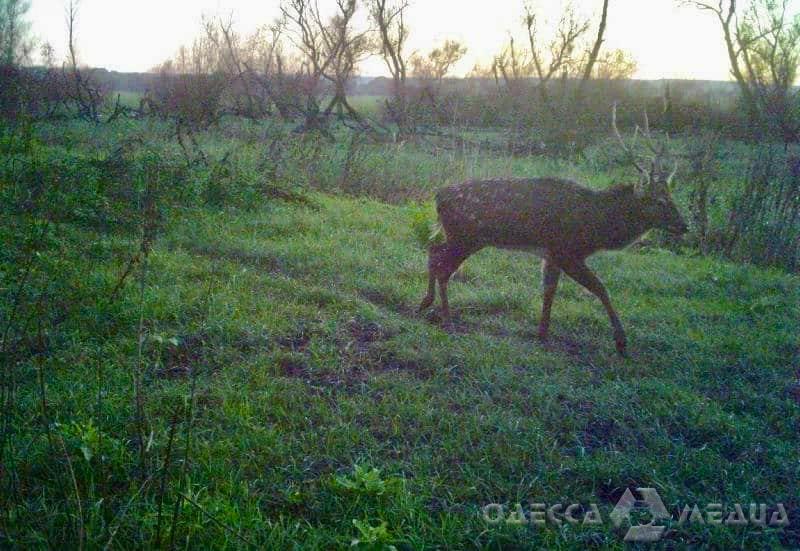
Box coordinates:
[2,119,799,549]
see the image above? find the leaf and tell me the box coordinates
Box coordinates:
[80,445,93,463]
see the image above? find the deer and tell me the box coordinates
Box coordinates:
[417,104,688,355]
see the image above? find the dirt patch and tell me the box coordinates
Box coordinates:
[277,352,308,378]
[341,318,431,380]
[539,333,601,359]
[279,363,371,395]
[375,352,431,380]
[277,326,312,352]
[277,317,433,392]
[156,331,212,379]
[422,310,504,339]
[346,318,390,355]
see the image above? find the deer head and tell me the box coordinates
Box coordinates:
[612,103,688,235]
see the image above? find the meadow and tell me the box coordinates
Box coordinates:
[1,115,799,549]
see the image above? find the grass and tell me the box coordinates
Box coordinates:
[111,90,143,109]
[1,119,799,549]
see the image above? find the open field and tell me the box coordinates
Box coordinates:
[1,119,799,549]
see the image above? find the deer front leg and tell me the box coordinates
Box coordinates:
[538,258,561,341]
[418,254,437,313]
[438,276,451,322]
[421,242,469,325]
[560,260,627,355]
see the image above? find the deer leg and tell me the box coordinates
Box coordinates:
[417,252,438,313]
[438,276,451,322]
[538,258,562,341]
[419,243,453,313]
[560,260,627,355]
[418,271,437,313]
[424,242,470,323]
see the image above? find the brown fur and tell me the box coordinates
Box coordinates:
[418,177,688,355]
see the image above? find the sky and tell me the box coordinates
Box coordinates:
[27,0,734,81]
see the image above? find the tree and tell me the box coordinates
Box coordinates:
[575,0,610,101]
[524,3,590,104]
[0,0,33,65]
[65,0,105,122]
[280,0,370,131]
[685,0,800,143]
[369,0,410,130]
[490,0,610,106]
[408,39,467,126]
[410,40,467,84]
[593,48,637,80]
[318,1,372,121]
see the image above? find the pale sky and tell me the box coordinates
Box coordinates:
[28,0,734,80]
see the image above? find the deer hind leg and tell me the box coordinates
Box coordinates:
[560,259,627,355]
[538,257,562,341]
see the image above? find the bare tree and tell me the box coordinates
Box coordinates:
[0,0,33,66]
[64,0,107,122]
[491,0,610,106]
[280,0,370,131]
[369,0,410,130]
[524,4,590,104]
[593,48,637,80]
[239,24,306,120]
[319,1,372,122]
[575,0,610,101]
[411,40,467,84]
[491,35,532,92]
[685,0,800,143]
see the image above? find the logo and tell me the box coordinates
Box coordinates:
[610,488,670,542]
[482,487,789,543]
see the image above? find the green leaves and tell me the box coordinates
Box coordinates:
[351,519,397,549]
[334,464,401,497]
[408,202,444,250]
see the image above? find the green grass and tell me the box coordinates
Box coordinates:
[2,119,799,549]
[5,194,800,548]
[111,90,143,109]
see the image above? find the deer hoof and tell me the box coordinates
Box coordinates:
[537,327,550,342]
[417,296,434,313]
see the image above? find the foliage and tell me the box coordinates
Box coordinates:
[408,202,444,249]
[334,465,402,497]
[0,114,798,549]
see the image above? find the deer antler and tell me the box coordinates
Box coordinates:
[613,102,680,193]
[666,159,679,188]
[612,102,648,176]
[638,109,664,157]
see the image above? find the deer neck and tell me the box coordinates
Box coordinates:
[600,189,651,250]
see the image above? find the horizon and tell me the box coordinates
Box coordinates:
[27,0,743,82]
